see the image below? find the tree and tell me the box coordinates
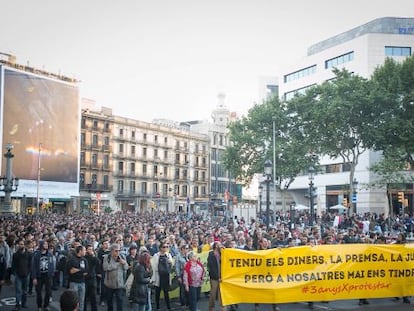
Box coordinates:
[287,68,375,209]
[369,55,414,167]
[223,95,311,188]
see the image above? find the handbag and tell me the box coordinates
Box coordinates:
[169,274,179,291]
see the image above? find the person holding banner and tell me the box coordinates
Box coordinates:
[207,242,226,311]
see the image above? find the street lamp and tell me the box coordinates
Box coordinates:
[352,178,358,214]
[258,183,263,220]
[0,144,19,214]
[264,159,272,229]
[308,166,315,226]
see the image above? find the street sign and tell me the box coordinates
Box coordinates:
[352,193,357,203]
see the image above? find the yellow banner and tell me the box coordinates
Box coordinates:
[220,244,414,305]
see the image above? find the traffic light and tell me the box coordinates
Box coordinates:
[397,192,404,203]
[27,207,33,215]
[342,198,348,207]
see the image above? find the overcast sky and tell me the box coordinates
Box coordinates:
[1,0,414,122]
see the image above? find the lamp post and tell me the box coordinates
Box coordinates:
[258,184,263,220]
[308,166,315,226]
[264,160,272,229]
[0,144,19,214]
[352,178,358,214]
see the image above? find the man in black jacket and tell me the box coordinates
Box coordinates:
[84,244,101,311]
[12,238,31,310]
[67,245,88,311]
[207,241,226,311]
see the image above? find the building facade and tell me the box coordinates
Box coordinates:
[278,17,414,215]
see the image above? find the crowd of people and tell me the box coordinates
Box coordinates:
[0,208,413,311]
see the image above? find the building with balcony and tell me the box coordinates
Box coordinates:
[80,102,114,213]
[112,117,210,213]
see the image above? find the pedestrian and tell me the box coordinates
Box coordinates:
[130,251,153,311]
[207,241,226,311]
[60,289,80,311]
[0,242,8,297]
[67,245,88,311]
[183,251,204,311]
[11,238,30,310]
[84,244,101,311]
[151,240,173,311]
[103,243,128,311]
[97,239,110,306]
[32,239,55,311]
[175,243,189,308]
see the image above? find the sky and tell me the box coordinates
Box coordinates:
[1,0,414,123]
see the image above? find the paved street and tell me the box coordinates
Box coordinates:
[0,283,412,311]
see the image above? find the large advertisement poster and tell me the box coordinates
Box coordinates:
[0,66,79,198]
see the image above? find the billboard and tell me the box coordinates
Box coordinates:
[0,66,79,199]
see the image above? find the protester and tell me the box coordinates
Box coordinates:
[67,245,88,311]
[103,243,128,311]
[32,239,55,311]
[183,251,204,311]
[11,238,30,310]
[175,243,189,308]
[60,289,80,311]
[207,241,226,311]
[130,251,152,311]
[84,244,101,311]
[151,240,173,311]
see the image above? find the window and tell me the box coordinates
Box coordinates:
[154,165,158,176]
[175,168,180,179]
[80,173,85,186]
[118,161,124,173]
[130,181,136,193]
[143,147,147,158]
[385,46,411,56]
[104,136,109,146]
[118,180,124,193]
[92,174,97,185]
[103,155,109,168]
[141,182,147,195]
[131,145,136,156]
[130,162,135,175]
[164,137,168,144]
[163,166,168,177]
[92,153,98,166]
[164,150,168,160]
[131,130,135,139]
[284,65,317,83]
[119,128,124,136]
[142,164,147,176]
[143,133,147,141]
[154,149,158,158]
[92,134,98,146]
[325,51,354,69]
[284,84,316,101]
[81,133,85,145]
[154,135,158,144]
[119,143,124,153]
[81,118,86,129]
[93,120,98,130]
[80,152,85,165]
[103,175,109,187]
